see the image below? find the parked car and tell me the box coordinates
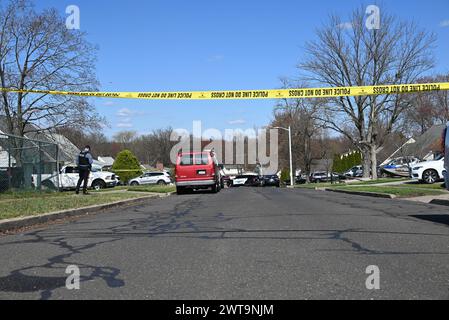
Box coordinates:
[309,172,340,183]
[262,175,280,187]
[345,166,363,178]
[232,175,261,187]
[129,171,172,186]
[295,175,307,185]
[32,165,118,191]
[411,157,445,184]
[175,150,222,194]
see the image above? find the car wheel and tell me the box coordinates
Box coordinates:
[92,180,106,190]
[176,187,185,195]
[130,181,139,186]
[157,180,166,186]
[422,169,439,184]
[211,182,218,193]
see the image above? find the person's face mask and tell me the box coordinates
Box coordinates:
[84,148,90,153]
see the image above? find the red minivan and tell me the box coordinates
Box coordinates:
[175,150,222,195]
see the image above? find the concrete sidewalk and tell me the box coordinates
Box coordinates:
[404,193,449,205]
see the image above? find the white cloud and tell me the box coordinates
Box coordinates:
[116,108,144,129]
[103,101,115,106]
[116,108,135,129]
[440,20,449,27]
[337,22,353,30]
[117,122,133,129]
[228,119,246,125]
[116,108,133,117]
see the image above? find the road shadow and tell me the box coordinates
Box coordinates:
[411,215,449,227]
[0,230,125,300]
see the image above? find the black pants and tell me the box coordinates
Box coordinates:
[76,169,90,193]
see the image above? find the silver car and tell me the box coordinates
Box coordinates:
[129,172,172,186]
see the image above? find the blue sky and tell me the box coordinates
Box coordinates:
[37,0,449,137]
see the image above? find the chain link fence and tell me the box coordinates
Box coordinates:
[0,133,59,192]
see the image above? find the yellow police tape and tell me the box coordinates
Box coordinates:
[1,82,449,100]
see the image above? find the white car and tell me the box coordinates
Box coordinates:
[33,165,118,190]
[411,157,445,184]
[129,171,172,186]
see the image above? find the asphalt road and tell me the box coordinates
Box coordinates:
[0,187,448,300]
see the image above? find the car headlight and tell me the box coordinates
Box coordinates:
[412,167,423,171]
[106,176,112,180]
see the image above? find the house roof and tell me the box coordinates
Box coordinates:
[0,116,79,162]
[98,156,115,166]
[401,124,445,159]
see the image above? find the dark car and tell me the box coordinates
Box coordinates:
[263,175,280,187]
[295,174,307,184]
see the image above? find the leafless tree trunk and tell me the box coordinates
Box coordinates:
[300,6,435,179]
[0,0,102,138]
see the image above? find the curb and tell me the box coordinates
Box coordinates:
[429,199,449,207]
[0,193,172,234]
[325,188,396,199]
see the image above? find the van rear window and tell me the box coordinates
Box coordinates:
[180,154,193,166]
[195,153,210,165]
[179,153,210,166]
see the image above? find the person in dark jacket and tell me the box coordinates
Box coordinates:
[76,145,94,195]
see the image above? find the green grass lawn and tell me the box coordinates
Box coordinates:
[329,185,446,198]
[0,190,67,201]
[295,182,342,189]
[348,178,409,185]
[93,184,176,194]
[401,182,447,190]
[0,192,152,221]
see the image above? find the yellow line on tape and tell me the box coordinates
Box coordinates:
[1,82,449,100]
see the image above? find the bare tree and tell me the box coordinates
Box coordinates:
[433,74,449,124]
[273,83,327,180]
[300,7,436,179]
[135,128,175,166]
[113,131,137,150]
[0,0,102,137]
[399,74,449,136]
